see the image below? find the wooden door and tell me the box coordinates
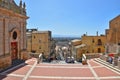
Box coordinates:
[11,42,18,60]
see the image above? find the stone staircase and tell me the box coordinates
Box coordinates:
[12,59,25,66]
[94,58,120,73]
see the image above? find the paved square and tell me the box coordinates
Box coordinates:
[0,58,120,80]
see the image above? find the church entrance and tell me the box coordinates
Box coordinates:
[11,42,18,60]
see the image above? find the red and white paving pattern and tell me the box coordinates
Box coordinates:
[0,58,120,80]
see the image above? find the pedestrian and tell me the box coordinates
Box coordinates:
[118,56,120,61]
[37,53,43,64]
[108,56,113,64]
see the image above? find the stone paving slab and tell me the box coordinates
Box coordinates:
[3,65,31,75]
[26,61,36,65]
[88,60,101,66]
[30,67,93,77]
[28,77,96,80]
[94,67,120,77]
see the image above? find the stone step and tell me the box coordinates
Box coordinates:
[12,59,25,66]
[94,58,120,73]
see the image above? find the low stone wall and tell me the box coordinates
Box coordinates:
[0,55,11,71]
[100,55,108,61]
[85,53,100,59]
[21,51,30,60]
[29,53,40,58]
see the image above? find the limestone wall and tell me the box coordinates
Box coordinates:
[0,55,11,71]
[0,18,3,56]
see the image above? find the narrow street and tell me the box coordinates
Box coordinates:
[0,58,120,80]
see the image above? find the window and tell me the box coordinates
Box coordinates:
[98,39,102,45]
[34,36,35,39]
[39,46,41,49]
[92,39,94,43]
[13,31,17,40]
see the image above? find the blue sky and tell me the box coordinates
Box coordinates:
[15,0,120,37]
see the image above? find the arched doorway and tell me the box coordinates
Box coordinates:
[98,48,101,53]
[11,42,18,60]
[10,29,20,61]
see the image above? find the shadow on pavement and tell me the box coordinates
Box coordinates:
[0,59,28,80]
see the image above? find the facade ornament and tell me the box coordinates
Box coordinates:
[23,2,26,9]
[0,0,26,15]
[19,0,22,8]
[23,2,26,15]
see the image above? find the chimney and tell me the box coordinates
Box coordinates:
[96,31,98,36]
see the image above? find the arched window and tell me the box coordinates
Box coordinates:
[98,39,102,45]
[92,39,94,43]
[13,31,17,40]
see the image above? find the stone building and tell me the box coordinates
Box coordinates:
[26,29,55,57]
[106,15,120,54]
[26,29,37,53]
[71,39,82,46]
[71,39,83,60]
[0,0,28,71]
[70,34,106,61]
[81,34,106,53]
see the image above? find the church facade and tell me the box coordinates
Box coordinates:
[0,0,28,70]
